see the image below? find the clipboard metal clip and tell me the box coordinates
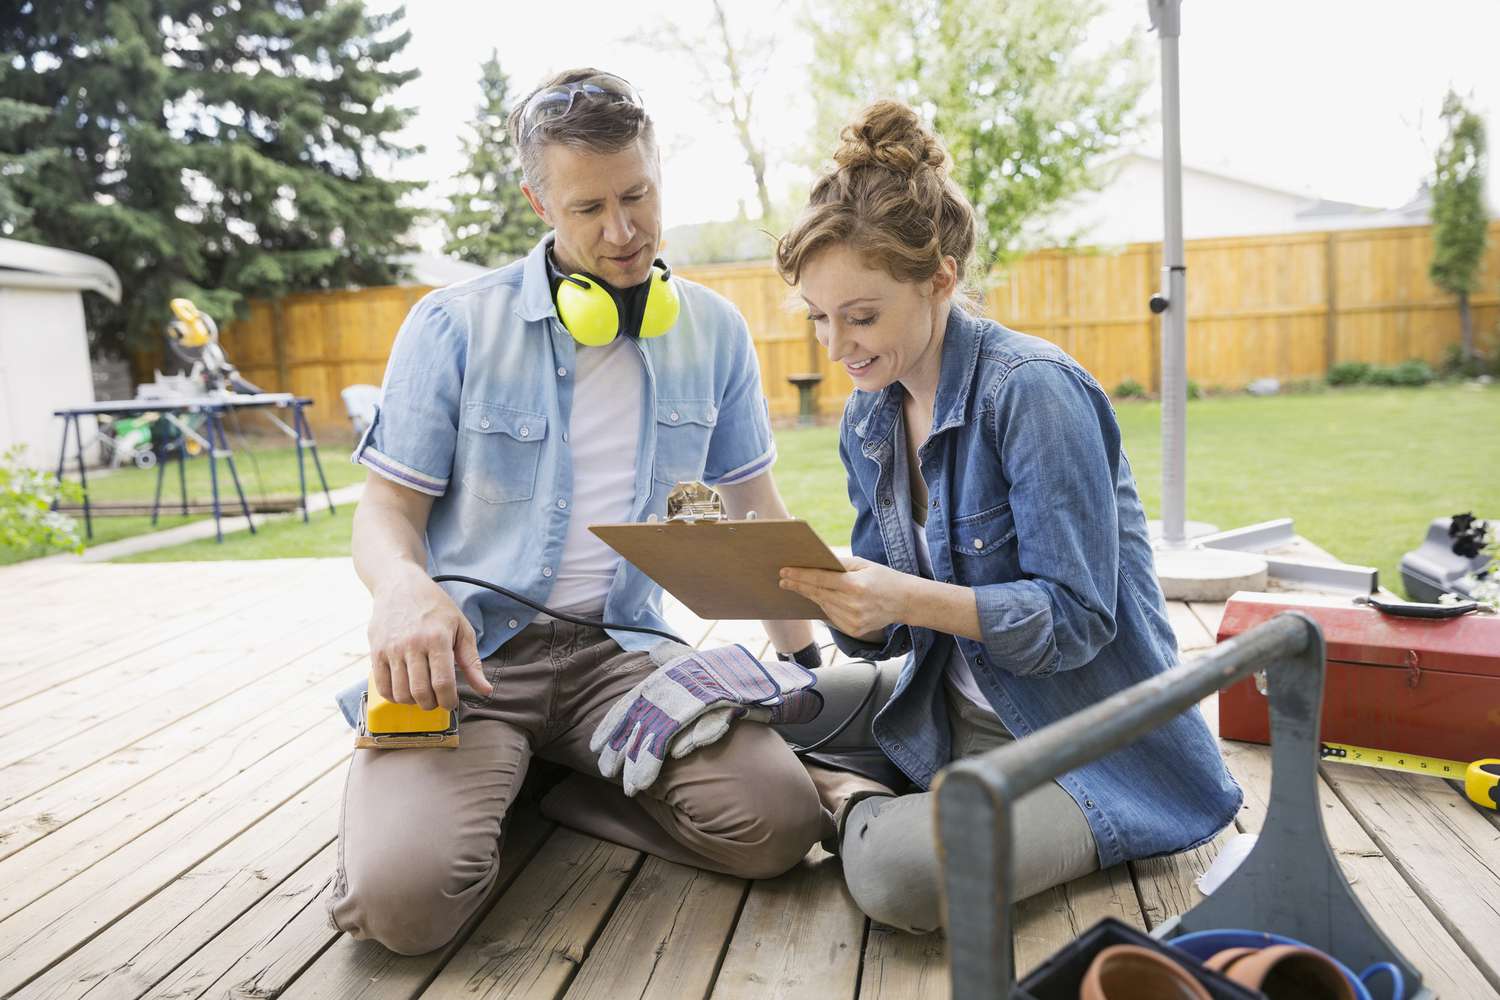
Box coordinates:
[666,481,728,524]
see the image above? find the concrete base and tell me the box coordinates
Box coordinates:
[1148,519,1220,542]
[1154,545,1269,602]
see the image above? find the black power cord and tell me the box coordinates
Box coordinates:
[430,575,883,755]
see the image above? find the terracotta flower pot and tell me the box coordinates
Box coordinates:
[1207,944,1357,1000]
[1079,943,1213,1000]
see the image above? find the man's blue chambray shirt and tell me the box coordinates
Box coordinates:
[831,307,1242,867]
[352,235,776,658]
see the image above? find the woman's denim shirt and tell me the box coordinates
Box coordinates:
[831,307,1242,867]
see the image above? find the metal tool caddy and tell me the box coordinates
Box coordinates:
[934,612,1435,999]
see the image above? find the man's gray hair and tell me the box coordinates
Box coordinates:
[507,68,656,197]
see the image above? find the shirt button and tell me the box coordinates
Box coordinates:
[1085,799,1096,809]
[880,495,893,507]
[931,498,938,509]
[563,431,570,443]
[974,538,985,549]
[557,367,568,377]
[508,619,519,629]
[542,567,553,577]
[669,411,680,422]
[557,498,567,509]
[479,418,491,429]
[519,426,530,437]
[647,513,660,523]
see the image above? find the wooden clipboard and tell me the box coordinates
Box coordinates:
[589,518,845,620]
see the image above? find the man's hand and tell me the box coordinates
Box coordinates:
[779,556,913,640]
[367,566,492,711]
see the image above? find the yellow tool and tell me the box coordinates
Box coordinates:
[1320,742,1499,811]
[355,679,459,749]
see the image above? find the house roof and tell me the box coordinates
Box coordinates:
[0,238,121,302]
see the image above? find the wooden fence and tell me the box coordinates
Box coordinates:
[219,221,1500,432]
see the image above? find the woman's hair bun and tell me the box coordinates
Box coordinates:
[833,99,947,177]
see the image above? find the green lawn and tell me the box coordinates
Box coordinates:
[88,384,1500,597]
[1,440,362,566]
[773,383,1498,598]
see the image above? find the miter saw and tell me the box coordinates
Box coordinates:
[136,298,263,401]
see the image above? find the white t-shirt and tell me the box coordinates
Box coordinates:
[911,510,998,716]
[542,337,642,616]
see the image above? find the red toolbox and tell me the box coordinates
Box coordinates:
[1218,591,1500,763]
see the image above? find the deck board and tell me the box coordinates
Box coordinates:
[1,555,1495,999]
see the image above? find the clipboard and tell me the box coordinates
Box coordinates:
[589,518,845,620]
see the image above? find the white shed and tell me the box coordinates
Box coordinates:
[0,239,121,468]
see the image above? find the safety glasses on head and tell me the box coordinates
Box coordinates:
[520,74,643,143]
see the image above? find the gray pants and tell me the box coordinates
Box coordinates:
[838,682,1099,934]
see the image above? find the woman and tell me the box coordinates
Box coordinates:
[776,101,1241,934]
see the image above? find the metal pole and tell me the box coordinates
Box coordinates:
[1150,0,1188,547]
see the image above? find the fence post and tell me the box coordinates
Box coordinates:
[1324,230,1338,373]
[271,297,289,394]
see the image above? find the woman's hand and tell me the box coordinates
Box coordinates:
[780,556,914,640]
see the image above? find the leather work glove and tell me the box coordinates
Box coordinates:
[591,642,824,796]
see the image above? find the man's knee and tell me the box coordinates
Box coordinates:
[665,730,826,879]
[332,842,496,954]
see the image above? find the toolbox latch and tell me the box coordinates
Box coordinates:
[1404,649,1422,688]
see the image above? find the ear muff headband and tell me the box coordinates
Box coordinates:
[553,261,680,347]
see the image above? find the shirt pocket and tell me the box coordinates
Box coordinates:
[459,402,547,504]
[950,502,1020,583]
[652,398,718,486]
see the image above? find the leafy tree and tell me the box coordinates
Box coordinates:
[441,50,541,266]
[0,1,422,361]
[1429,89,1489,362]
[804,0,1149,267]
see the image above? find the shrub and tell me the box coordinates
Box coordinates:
[1327,362,1372,386]
[1186,379,1202,400]
[1,446,84,556]
[1441,343,1494,379]
[1114,378,1147,399]
[1368,359,1435,387]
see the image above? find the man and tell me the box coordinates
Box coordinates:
[329,68,828,955]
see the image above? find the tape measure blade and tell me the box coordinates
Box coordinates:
[1319,741,1468,778]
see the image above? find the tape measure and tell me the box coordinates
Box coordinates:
[1320,742,1500,811]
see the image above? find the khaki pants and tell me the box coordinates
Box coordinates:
[329,621,829,955]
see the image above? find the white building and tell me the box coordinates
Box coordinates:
[1044,152,1406,247]
[0,239,121,466]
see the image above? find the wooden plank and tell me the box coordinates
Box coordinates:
[0,686,356,919]
[1185,600,1227,641]
[1128,827,1230,931]
[710,846,865,1000]
[0,561,300,707]
[0,601,366,812]
[1221,739,1498,1000]
[0,567,356,767]
[661,592,714,649]
[0,726,349,993]
[420,829,640,999]
[277,811,558,1000]
[141,809,554,1000]
[1,766,344,998]
[1012,863,1146,978]
[562,855,746,1000]
[696,619,773,659]
[1165,600,1214,653]
[859,926,949,1000]
[0,628,363,867]
[1320,760,1500,992]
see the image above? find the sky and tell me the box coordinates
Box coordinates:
[365,0,1500,251]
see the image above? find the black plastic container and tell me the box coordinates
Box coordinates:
[1014,917,1265,1000]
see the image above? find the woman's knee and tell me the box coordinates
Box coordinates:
[839,794,943,933]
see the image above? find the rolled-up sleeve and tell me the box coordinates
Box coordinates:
[973,360,1121,677]
[350,296,466,497]
[703,312,776,487]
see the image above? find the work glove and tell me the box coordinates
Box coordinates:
[591,642,824,796]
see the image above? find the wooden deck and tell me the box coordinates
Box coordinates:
[2,552,1498,999]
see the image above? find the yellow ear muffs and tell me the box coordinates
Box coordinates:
[555,276,620,347]
[554,264,680,346]
[639,265,680,339]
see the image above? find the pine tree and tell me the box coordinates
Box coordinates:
[441,51,541,267]
[0,1,423,360]
[1429,90,1489,362]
